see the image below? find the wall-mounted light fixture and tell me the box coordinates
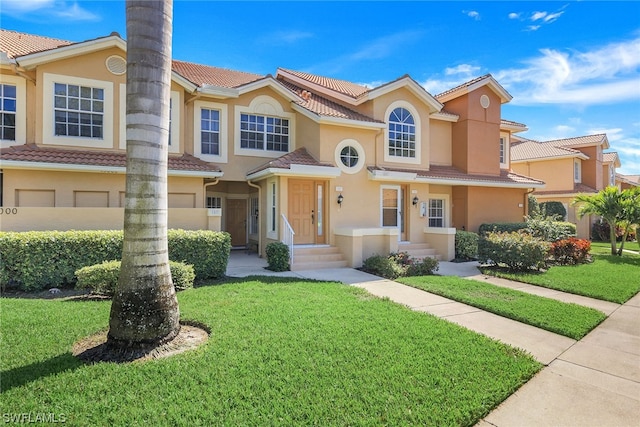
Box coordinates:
[412,196,419,206]
[337,194,344,206]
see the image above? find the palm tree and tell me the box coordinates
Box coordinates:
[573,186,623,256]
[618,187,640,255]
[108,0,180,348]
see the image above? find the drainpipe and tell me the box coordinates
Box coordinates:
[247,179,262,257]
[524,187,535,219]
[203,178,219,206]
[10,62,36,85]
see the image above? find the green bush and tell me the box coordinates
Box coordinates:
[478,222,529,236]
[75,260,195,296]
[478,231,550,271]
[526,217,576,242]
[0,229,230,291]
[455,230,479,260]
[362,252,439,279]
[265,242,290,272]
[539,201,567,220]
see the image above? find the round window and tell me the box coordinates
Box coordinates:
[340,146,359,168]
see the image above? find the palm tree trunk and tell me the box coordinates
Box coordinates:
[108,0,180,347]
[608,219,618,256]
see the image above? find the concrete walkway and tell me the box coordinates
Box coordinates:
[226,251,640,426]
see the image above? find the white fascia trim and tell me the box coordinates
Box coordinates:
[501,123,528,133]
[247,165,341,181]
[368,169,418,182]
[198,85,240,99]
[276,69,359,106]
[430,112,458,122]
[511,153,589,163]
[334,227,398,237]
[17,36,126,69]
[0,52,13,66]
[415,176,545,189]
[171,72,198,93]
[366,78,443,112]
[238,78,299,102]
[0,160,223,178]
[437,76,512,104]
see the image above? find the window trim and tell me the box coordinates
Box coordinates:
[334,139,365,174]
[383,101,421,165]
[0,75,26,145]
[267,179,278,239]
[194,100,228,163]
[574,159,582,183]
[44,73,113,148]
[499,133,509,169]
[425,194,450,229]
[235,95,294,158]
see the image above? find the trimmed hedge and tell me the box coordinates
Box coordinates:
[75,260,195,296]
[362,252,439,279]
[265,242,290,272]
[478,231,550,271]
[455,230,479,260]
[0,229,230,291]
[478,222,529,236]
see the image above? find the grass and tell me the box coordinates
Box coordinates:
[398,276,606,340]
[482,241,640,304]
[1,277,541,426]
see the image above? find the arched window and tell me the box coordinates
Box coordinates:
[388,107,416,158]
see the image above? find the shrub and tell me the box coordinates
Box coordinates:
[265,242,290,272]
[478,222,529,236]
[526,217,576,242]
[362,254,406,279]
[591,220,634,242]
[455,230,479,260]
[75,260,195,296]
[0,229,230,291]
[406,257,439,276]
[478,231,550,271]
[549,238,591,265]
[362,252,439,279]
[539,201,567,220]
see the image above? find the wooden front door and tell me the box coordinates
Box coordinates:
[227,199,247,247]
[289,179,326,245]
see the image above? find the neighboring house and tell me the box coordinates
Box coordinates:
[510,134,621,238]
[616,173,639,190]
[0,29,544,268]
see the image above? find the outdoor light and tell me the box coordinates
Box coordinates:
[412,196,419,206]
[337,194,344,205]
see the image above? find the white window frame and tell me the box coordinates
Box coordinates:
[384,101,421,165]
[119,87,180,153]
[194,100,228,163]
[0,75,26,146]
[499,133,509,169]
[235,95,294,158]
[574,159,582,183]
[44,73,113,148]
[267,179,277,239]
[425,194,450,229]
[334,138,365,174]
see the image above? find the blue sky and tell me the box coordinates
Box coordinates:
[2,0,639,174]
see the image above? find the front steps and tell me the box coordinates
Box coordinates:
[397,242,442,261]
[290,246,349,271]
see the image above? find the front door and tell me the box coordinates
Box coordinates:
[227,199,247,247]
[289,179,326,245]
[381,186,406,241]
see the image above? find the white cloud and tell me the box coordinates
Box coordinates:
[1,0,98,21]
[526,25,541,32]
[496,37,640,106]
[554,125,576,135]
[531,11,548,21]
[445,64,481,76]
[260,30,313,45]
[544,12,564,23]
[508,12,521,20]
[465,10,480,20]
[1,0,53,13]
[421,64,483,95]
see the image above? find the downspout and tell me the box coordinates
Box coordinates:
[10,62,37,85]
[524,187,535,219]
[247,179,262,257]
[203,178,219,208]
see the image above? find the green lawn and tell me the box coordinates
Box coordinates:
[1,277,541,426]
[398,276,606,340]
[482,242,640,304]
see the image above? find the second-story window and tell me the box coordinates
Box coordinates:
[240,113,289,152]
[388,107,416,158]
[54,83,104,138]
[499,137,506,164]
[0,84,17,141]
[200,108,220,155]
[574,160,582,183]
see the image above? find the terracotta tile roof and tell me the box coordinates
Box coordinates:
[278,68,370,99]
[511,139,586,162]
[247,147,333,175]
[535,183,598,196]
[0,29,73,58]
[617,174,640,185]
[545,134,608,148]
[172,60,264,88]
[278,80,381,123]
[501,119,527,128]
[602,152,619,163]
[368,165,544,186]
[0,144,221,173]
[434,74,492,99]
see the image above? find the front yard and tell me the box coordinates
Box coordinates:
[1,277,541,426]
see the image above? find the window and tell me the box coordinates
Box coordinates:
[54,83,104,138]
[574,160,582,183]
[335,139,365,174]
[499,137,506,165]
[388,107,416,158]
[428,199,444,228]
[240,113,289,152]
[206,196,221,209]
[249,197,259,235]
[340,146,358,167]
[499,133,509,168]
[267,180,277,239]
[201,108,220,155]
[0,84,16,141]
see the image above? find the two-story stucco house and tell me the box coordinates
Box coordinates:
[0,29,544,269]
[510,134,625,238]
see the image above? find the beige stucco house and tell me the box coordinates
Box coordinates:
[0,30,544,269]
[510,134,625,238]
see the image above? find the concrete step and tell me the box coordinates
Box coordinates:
[291,246,349,271]
[397,242,442,261]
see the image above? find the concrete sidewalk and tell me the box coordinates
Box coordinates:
[226,251,640,426]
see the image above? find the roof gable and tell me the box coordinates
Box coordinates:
[435,74,512,104]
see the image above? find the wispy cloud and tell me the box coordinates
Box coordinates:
[509,6,566,31]
[258,30,313,45]
[422,63,482,95]
[464,10,480,21]
[495,37,640,106]
[508,12,521,20]
[1,0,99,21]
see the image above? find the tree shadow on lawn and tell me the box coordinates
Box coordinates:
[1,353,82,393]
